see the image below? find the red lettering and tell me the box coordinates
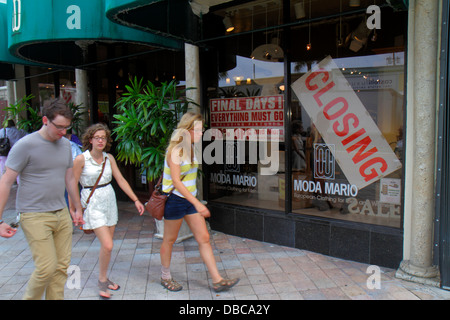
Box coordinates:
[346,136,378,164]
[333,113,359,137]
[323,97,348,120]
[342,128,366,146]
[313,82,335,107]
[359,157,388,182]
[305,69,330,91]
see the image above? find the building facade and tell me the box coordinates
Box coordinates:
[1,0,449,288]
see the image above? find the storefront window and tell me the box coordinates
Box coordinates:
[205,0,405,228]
[290,54,404,228]
[206,34,285,211]
[288,2,406,228]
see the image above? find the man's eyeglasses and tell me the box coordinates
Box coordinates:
[49,119,72,131]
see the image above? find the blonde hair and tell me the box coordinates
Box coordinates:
[167,112,203,163]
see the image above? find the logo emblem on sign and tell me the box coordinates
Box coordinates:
[314,144,335,180]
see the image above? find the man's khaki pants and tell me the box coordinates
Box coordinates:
[20,208,73,300]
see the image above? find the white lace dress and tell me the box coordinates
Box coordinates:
[80,151,118,230]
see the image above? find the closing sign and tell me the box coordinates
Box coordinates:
[291,56,401,190]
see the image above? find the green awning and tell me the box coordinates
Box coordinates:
[6,0,183,68]
[106,0,200,43]
[0,2,48,79]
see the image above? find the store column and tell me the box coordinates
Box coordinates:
[184,42,204,202]
[6,80,15,106]
[75,68,89,132]
[396,0,439,285]
[185,43,200,113]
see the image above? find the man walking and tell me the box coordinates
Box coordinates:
[0,99,84,300]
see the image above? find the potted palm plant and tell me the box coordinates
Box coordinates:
[112,77,197,241]
[112,77,195,182]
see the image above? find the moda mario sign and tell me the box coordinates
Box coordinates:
[291,56,401,189]
[209,95,284,141]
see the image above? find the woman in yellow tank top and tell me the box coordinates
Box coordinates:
[160,112,239,292]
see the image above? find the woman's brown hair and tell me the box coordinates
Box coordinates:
[81,123,112,152]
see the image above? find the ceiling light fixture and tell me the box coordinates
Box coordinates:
[223,13,234,32]
[306,0,311,50]
[347,19,372,52]
[250,3,284,62]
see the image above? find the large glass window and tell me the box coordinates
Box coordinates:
[204,0,406,227]
[206,39,285,211]
[288,2,405,228]
[290,54,404,228]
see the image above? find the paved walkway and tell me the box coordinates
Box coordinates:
[1,195,450,300]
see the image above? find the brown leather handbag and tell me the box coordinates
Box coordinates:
[145,175,184,220]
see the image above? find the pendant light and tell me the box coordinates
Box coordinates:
[251,3,284,62]
[306,0,311,50]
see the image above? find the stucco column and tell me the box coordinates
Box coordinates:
[185,43,201,113]
[6,80,15,107]
[75,68,89,133]
[184,42,204,203]
[396,0,439,285]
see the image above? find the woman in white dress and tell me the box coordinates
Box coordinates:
[72,123,144,299]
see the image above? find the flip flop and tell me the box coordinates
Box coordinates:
[98,280,112,299]
[212,278,240,292]
[107,278,120,291]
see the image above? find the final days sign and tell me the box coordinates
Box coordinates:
[291,56,401,190]
[209,95,284,141]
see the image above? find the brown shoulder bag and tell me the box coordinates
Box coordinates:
[145,175,185,220]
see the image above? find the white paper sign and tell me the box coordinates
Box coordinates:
[291,56,401,189]
[379,178,401,205]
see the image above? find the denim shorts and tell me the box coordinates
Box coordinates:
[164,193,197,220]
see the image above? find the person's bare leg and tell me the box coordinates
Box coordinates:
[94,226,116,297]
[184,213,222,283]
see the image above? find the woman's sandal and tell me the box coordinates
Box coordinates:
[98,279,120,299]
[212,278,240,292]
[107,278,120,291]
[98,280,112,299]
[161,278,183,292]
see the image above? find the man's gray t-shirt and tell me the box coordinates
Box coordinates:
[6,132,73,213]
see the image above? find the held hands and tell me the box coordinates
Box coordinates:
[70,207,85,226]
[0,223,17,238]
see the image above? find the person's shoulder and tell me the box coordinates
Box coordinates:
[105,152,116,162]
[74,152,86,164]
